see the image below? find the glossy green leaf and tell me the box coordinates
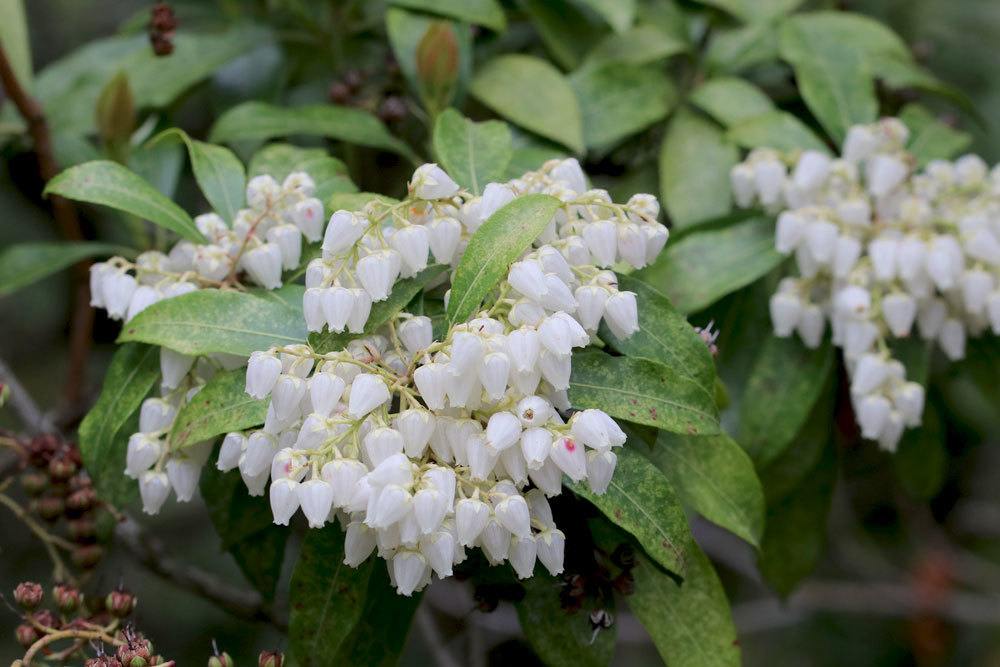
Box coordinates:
[0,241,131,297]
[893,402,946,500]
[119,286,308,357]
[516,576,616,667]
[389,0,505,31]
[571,63,677,150]
[169,369,266,451]
[583,25,688,68]
[333,568,422,665]
[153,129,246,223]
[728,111,831,154]
[432,109,513,195]
[739,335,835,466]
[311,265,447,354]
[209,102,418,163]
[573,0,635,32]
[635,215,783,314]
[571,446,691,575]
[517,0,600,71]
[447,194,562,324]
[659,109,739,228]
[569,351,719,436]
[779,13,890,142]
[0,0,31,87]
[900,104,973,167]
[200,466,287,600]
[600,275,715,390]
[690,77,774,127]
[26,27,263,136]
[248,143,356,203]
[45,160,204,242]
[470,55,585,154]
[759,440,836,596]
[289,527,374,665]
[695,0,802,23]
[706,22,779,74]
[646,432,766,548]
[628,543,740,666]
[78,343,159,506]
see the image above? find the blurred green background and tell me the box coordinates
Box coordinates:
[4,1,1000,665]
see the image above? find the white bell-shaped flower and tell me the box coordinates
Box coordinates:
[243,243,283,290]
[125,434,161,478]
[357,249,402,301]
[166,458,201,502]
[266,223,303,270]
[323,210,367,256]
[536,529,566,575]
[411,163,459,200]
[428,217,462,264]
[216,432,246,472]
[344,521,376,567]
[604,292,639,339]
[293,198,325,241]
[139,471,171,515]
[550,436,587,481]
[348,373,391,417]
[587,449,617,494]
[298,479,335,528]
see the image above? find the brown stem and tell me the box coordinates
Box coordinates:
[0,43,92,409]
[22,627,121,665]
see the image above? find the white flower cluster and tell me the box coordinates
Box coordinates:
[115,171,324,512]
[213,159,667,595]
[88,171,324,322]
[732,117,1000,451]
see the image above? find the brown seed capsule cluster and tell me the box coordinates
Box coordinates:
[327,59,409,125]
[148,2,177,56]
[14,433,108,570]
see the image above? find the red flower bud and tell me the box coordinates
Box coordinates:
[106,589,136,617]
[68,517,97,541]
[73,543,104,569]
[48,455,78,481]
[66,487,97,512]
[13,581,43,609]
[15,623,38,648]
[53,584,83,613]
[208,652,234,667]
[35,495,65,521]
[19,471,48,496]
[259,650,284,667]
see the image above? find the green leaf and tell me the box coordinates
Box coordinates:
[635,214,783,314]
[646,432,766,548]
[200,466,287,600]
[583,25,688,68]
[739,335,835,466]
[25,27,264,136]
[659,109,739,229]
[0,241,131,297]
[690,77,774,127]
[516,576,616,667]
[209,102,418,163]
[310,265,447,354]
[900,104,973,167]
[0,0,32,87]
[728,111,831,154]
[45,160,205,243]
[333,568,422,665]
[119,286,308,357]
[706,22,779,74]
[779,12,889,142]
[573,0,635,32]
[169,369,266,451]
[447,194,562,324]
[570,446,690,576]
[248,143,357,203]
[151,129,246,223]
[432,109,513,195]
[599,274,715,390]
[893,402,946,500]
[517,0,600,71]
[571,63,677,150]
[470,55,585,154]
[569,351,719,436]
[695,0,802,23]
[759,440,836,596]
[78,343,159,506]
[627,543,740,666]
[388,0,505,31]
[289,527,374,665]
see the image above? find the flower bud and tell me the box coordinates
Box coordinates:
[13,582,43,609]
[106,589,136,617]
[19,471,48,496]
[53,584,82,613]
[208,653,234,667]
[16,623,38,648]
[259,650,284,667]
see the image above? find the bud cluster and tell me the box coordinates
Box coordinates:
[88,171,324,322]
[126,157,666,595]
[732,117,1000,450]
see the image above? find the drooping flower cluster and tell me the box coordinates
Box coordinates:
[88,171,324,322]
[114,172,324,514]
[215,159,667,595]
[732,117,1000,450]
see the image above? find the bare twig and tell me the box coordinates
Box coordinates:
[114,517,287,629]
[0,42,92,408]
